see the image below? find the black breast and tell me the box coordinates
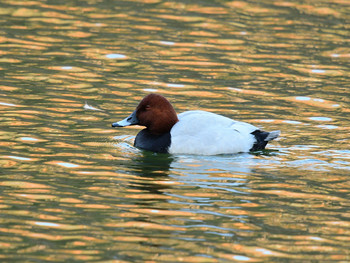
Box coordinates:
[134,129,171,153]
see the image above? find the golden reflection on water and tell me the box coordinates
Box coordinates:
[0,0,350,261]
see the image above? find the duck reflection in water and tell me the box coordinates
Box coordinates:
[126,151,175,195]
[131,151,174,177]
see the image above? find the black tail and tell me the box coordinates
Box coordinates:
[250,130,280,151]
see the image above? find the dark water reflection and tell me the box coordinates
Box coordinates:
[1,0,350,262]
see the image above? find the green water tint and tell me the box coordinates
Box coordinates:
[0,0,349,262]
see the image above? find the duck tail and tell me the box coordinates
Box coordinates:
[250,130,280,151]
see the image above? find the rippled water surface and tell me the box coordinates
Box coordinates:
[1,0,350,262]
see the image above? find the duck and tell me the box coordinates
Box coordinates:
[112,93,280,155]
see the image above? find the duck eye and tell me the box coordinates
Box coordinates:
[145,105,151,110]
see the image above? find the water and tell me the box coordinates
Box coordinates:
[1,0,350,262]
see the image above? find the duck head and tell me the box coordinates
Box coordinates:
[112,93,179,134]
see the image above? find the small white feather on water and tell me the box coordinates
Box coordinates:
[84,101,104,111]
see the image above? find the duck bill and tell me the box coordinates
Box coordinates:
[112,110,139,127]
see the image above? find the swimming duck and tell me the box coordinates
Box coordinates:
[112,94,280,155]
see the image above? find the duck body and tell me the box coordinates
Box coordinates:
[169,110,257,155]
[112,94,280,155]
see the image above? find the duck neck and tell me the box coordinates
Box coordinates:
[148,112,178,135]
